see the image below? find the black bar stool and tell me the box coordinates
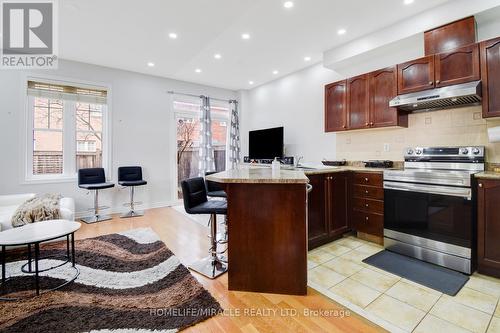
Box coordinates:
[181,177,227,279]
[205,171,228,244]
[205,171,227,198]
[78,168,115,224]
[118,166,147,218]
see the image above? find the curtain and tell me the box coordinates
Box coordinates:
[229,100,241,169]
[198,96,215,176]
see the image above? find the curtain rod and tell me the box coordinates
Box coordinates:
[167,90,237,103]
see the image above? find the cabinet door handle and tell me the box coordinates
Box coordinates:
[370,122,374,126]
[365,122,369,127]
[436,80,440,84]
[365,203,369,207]
[343,125,347,129]
[365,216,369,221]
[365,190,369,194]
[365,177,369,182]
[428,81,433,85]
[479,183,483,188]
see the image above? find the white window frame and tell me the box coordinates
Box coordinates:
[170,97,230,202]
[22,75,112,184]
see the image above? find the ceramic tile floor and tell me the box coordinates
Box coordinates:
[307,236,500,333]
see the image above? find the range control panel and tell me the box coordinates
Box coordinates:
[404,146,485,162]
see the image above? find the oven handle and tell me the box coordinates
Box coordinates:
[383,181,472,200]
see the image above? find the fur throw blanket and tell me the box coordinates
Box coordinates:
[11,194,62,227]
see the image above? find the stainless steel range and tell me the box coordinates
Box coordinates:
[383,146,485,274]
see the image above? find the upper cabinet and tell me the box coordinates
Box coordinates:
[424,16,476,55]
[347,74,370,129]
[397,44,480,95]
[435,43,480,88]
[369,66,407,128]
[397,56,435,94]
[325,80,347,132]
[480,37,500,118]
[325,68,407,132]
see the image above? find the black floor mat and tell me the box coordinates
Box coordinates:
[363,250,469,296]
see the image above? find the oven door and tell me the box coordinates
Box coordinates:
[383,181,473,250]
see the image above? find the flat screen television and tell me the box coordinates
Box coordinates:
[249,126,284,160]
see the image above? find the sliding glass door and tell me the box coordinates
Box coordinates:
[174,99,229,199]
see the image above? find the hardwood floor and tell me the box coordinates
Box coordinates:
[76,207,385,333]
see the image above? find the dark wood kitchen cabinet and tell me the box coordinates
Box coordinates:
[424,16,476,55]
[397,56,435,94]
[308,172,350,250]
[477,179,500,278]
[347,74,370,129]
[351,172,384,242]
[369,66,408,128]
[480,37,500,118]
[325,80,347,132]
[435,43,480,88]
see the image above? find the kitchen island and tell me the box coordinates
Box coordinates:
[207,166,309,295]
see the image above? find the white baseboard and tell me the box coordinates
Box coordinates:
[75,200,178,219]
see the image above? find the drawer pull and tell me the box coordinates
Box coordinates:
[365,177,369,182]
[365,216,369,221]
[365,203,369,207]
[479,183,483,188]
[365,190,369,194]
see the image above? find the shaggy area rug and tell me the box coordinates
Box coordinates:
[0,228,222,332]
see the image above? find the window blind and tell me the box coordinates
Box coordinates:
[27,80,108,105]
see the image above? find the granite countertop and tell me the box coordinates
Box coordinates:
[206,163,402,184]
[206,166,309,184]
[303,166,400,175]
[475,171,500,180]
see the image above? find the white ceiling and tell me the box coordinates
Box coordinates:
[59,0,451,91]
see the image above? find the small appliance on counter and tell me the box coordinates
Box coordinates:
[321,159,347,166]
[363,160,394,168]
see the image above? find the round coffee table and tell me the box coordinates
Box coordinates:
[0,220,81,300]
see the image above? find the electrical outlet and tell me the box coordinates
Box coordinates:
[384,143,390,152]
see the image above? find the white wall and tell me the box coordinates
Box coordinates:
[0,60,236,215]
[240,64,342,163]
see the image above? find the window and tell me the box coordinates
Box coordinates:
[26,79,109,181]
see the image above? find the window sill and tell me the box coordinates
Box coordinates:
[23,175,77,185]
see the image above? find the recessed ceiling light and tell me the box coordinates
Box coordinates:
[404,0,414,4]
[272,70,279,75]
[304,56,311,62]
[195,68,202,73]
[241,33,251,40]
[214,53,222,59]
[283,1,294,9]
[168,32,178,39]
[249,81,254,85]
[337,29,347,35]
[147,62,155,67]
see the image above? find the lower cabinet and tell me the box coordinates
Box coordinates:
[350,172,384,239]
[307,172,350,250]
[477,179,500,278]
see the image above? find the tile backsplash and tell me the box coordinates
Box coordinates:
[336,106,500,163]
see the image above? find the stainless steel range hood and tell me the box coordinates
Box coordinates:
[389,81,482,112]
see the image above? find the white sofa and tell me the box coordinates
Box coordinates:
[0,193,75,232]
